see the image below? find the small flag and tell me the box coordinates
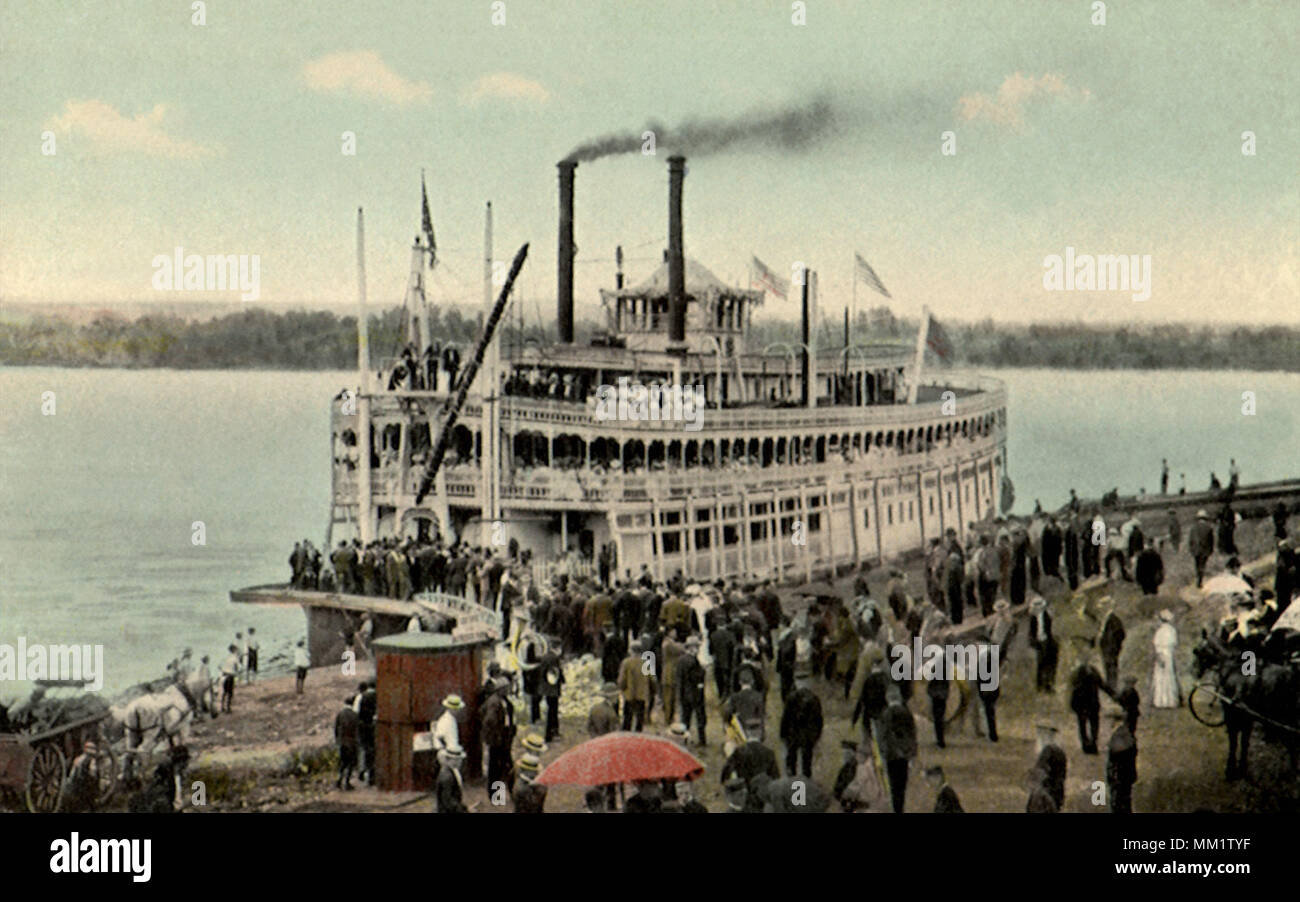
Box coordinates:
[926,313,953,362]
[854,253,891,299]
[421,173,437,268]
[750,255,789,300]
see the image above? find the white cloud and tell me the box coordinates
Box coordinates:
[956,72,1091,128]
[463,72,550,106]
[45,100,217,158]
[301,50,432,105]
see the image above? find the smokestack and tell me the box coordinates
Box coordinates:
[615,245,624,289]
[557,161,576,343]
[667,156,686,347]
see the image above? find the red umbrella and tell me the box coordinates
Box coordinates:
[535,732,704,787]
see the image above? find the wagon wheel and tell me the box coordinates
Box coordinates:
[1189,682,1226,728]
[94,744,118,806]
[25,744,66,813]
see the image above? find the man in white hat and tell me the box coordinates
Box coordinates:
[512,753,546,813]
[433,694,464,756]
[1027,596,1057,693]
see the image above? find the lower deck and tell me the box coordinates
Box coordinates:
[431,440,1006,584]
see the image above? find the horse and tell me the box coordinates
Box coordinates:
[1192,631,1300,780]
[105,684,198,786]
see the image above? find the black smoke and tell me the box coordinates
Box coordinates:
[562,96,839,163]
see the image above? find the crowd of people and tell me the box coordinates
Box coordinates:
[295,486,1298,813]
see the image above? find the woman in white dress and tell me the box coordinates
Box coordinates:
[1151,609,1181,707]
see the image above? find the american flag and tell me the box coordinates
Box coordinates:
[926,312,953,362]
[750,255,789,299]
[854,253,891,298]
[421,173,437,268]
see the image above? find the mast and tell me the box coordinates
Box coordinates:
[480,201,499,543]
[355,207,374,544]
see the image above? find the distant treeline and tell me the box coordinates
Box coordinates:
[1,306,1297,371]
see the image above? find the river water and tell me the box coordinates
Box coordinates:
[1,365,1296,694]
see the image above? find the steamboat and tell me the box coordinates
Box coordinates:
[331,156,1009,580]
[233,155,1010,656]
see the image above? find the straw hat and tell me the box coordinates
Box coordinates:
[1158,609,1174,623]
[442,694,465,711]
[517,753,542,774]
[521,733,548,754]
[1196,509,1209,519]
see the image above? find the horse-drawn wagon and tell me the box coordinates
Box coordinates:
[1189,594,1300,780]
[0,710,117,812]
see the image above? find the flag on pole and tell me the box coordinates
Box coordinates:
[925,312,953,362]
[750,255,789,299]
[854,253,891,298]
[421,173,437,268]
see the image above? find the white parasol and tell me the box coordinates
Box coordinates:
[1200,573,1253,597]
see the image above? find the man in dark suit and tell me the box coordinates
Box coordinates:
[435,747,468,813]
[614,582,642,645]
[1106,713,1138,813]
[779,675,823,778]
[1027,596,1058,693]
[334,697,360,790]
[1040,516,1062,579]
[775,625,797,702]
[1116,676,1141,735]
[720,738,780,789]
[1134,539,1164,596]
[709,620,737,701]
[877,688,917,813]
[1034,724,1068,810]
[1064,513,1082,590]
[756,580,783,635]
[1188,510,1215,588]
[1070,658,1107,754]
[1026,766,1058,813]
[926,668,950,748]
[1096,600,1126,690]
[723,672,766,744]
[945,546,966,625]
[601,627,627,685]
[677,637,708,745]
[975,643,1001,742]
[538,647,565,742]
[480,676,516,790]
[925,765,963,813]
[356,680,377,785]
[850,656,890,742]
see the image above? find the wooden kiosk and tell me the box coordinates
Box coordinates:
[372,632,493,791]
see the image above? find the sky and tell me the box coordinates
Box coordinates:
[2,0,1297,326]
